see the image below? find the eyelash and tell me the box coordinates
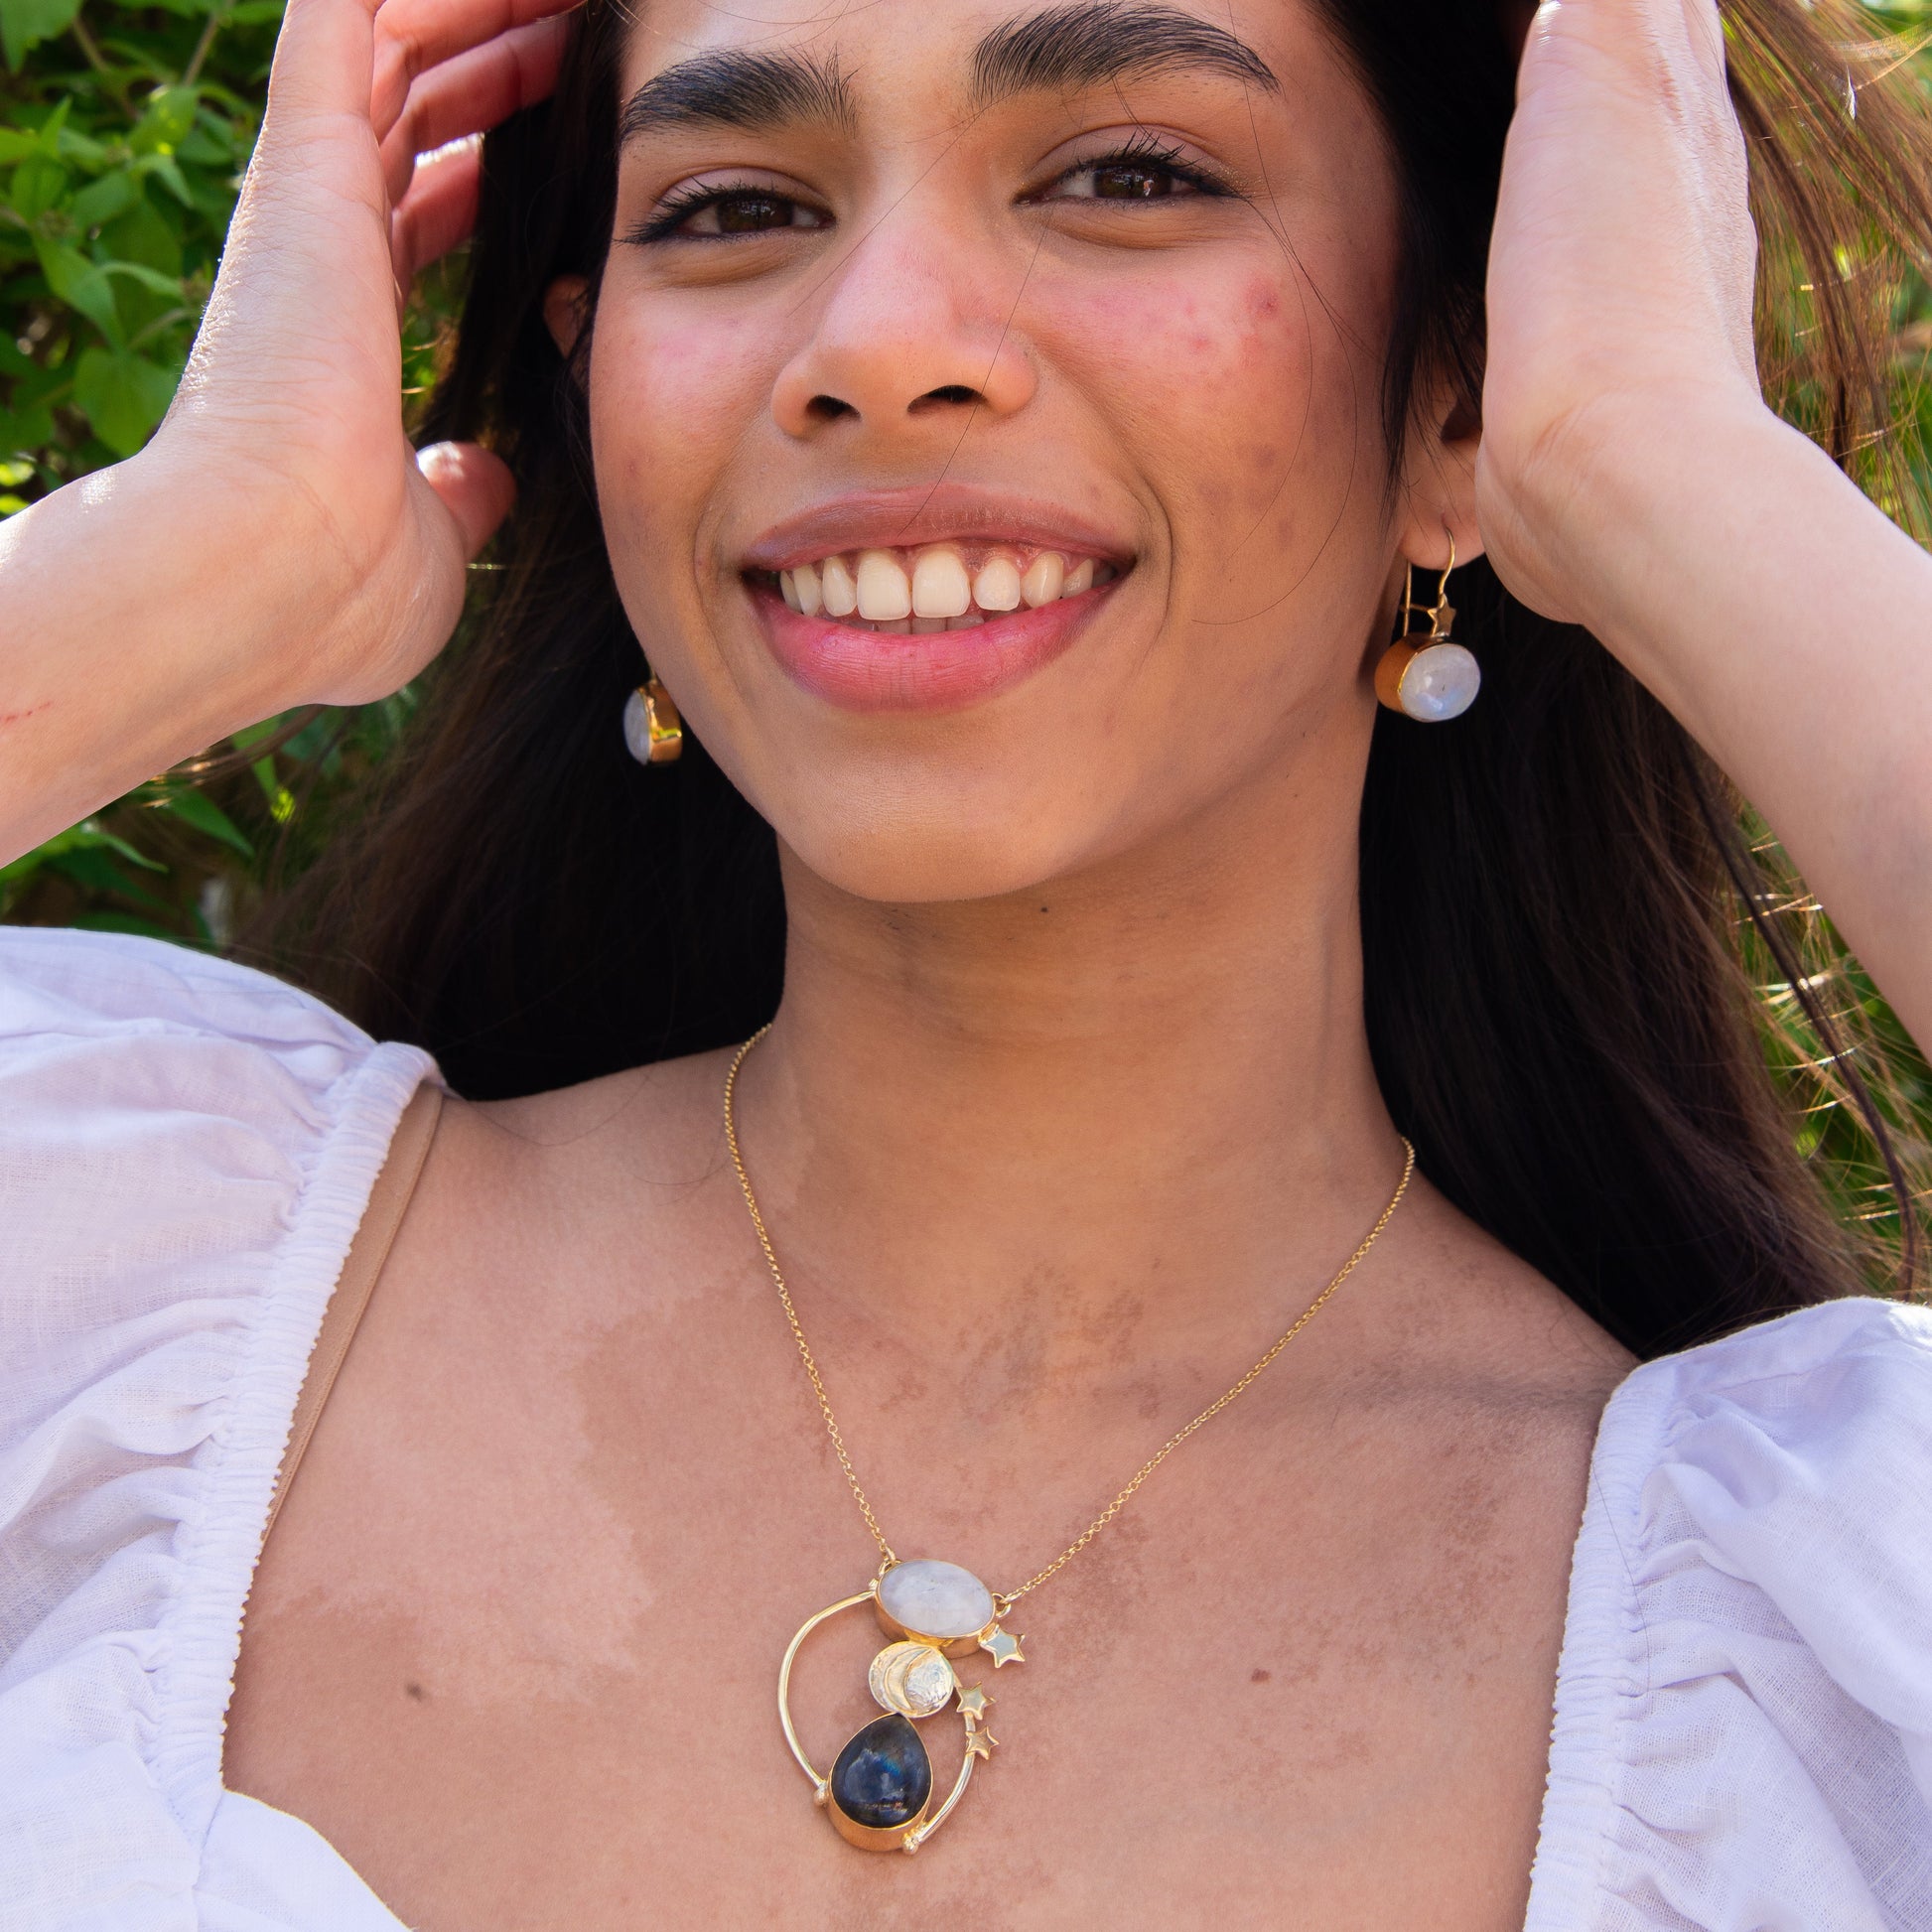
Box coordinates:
[627,177,796,245]
[1039,130,1234,204]
[626,133,1236,245]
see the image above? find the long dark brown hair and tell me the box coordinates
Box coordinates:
[268,0,1932,1359]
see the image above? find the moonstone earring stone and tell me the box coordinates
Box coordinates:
[621,688,656,764]
[878,1560,996,1641]
[1399,642,1480,722]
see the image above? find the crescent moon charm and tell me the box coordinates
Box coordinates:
[776,1562,1020,1854]
[870,1641,957,1718]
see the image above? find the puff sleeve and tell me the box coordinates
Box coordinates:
[0,928,433,1930]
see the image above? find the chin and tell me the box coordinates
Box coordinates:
[776,798,1090,907]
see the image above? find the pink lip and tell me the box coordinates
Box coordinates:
[741,483,1131,573]
[755,583,1113,713]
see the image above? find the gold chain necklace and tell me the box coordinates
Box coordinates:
[725,1024,1415,1854]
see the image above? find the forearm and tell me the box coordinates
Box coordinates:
[1567,397,1932,1049]
[0,453,314,867]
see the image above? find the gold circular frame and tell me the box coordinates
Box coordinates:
[776,1584,986,1854]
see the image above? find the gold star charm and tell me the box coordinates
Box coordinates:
[963,1724,997,1760]
[956,1682,993,1721]
[980,1626,1026,1668]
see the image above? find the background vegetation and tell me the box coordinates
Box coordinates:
[3,0,1929,1269]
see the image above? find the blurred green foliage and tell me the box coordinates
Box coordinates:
[1,0,1929,1269]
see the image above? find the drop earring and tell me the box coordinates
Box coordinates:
[1375,536,1479,722]
[623,675,683,764]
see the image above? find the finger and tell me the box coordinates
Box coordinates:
[391,137,482,284]
[265,0,383,127]
[1678,0,1727,90]
[370,0,582,138]
[415,441,515,559]
[379,17,565,207]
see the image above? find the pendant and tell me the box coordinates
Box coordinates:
[777,1559,1026,1853]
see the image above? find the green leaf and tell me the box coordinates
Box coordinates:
[98,191,182,275]
[35,236,122,342]
[0,0,81,72]
[101,258,183,298]
[8,153,68,219]
[130,85,199,158]
[69,169,135,229]
[46,845,170,902]
[131,151,192,207]
[51,125,106,170]
[152,783,252,855]
[2,819,166,888]
[71,344,175,453]
[0,399,58,458]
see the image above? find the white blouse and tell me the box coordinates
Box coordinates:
[2,925,1930,1931]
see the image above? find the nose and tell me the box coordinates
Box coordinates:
[770,217,1038,440]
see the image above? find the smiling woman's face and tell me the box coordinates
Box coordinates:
[569,0,1460,904]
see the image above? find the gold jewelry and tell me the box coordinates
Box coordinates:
[622,675,683,763]
[1374,534,1480,722]
[725,1027,1416,1854]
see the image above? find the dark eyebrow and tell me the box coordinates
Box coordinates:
[618,49,856,146]
[971,2,1280,108]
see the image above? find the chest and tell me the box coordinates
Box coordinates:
[225,1323,1575,1930]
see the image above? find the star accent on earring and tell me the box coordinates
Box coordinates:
[980,1626,1026,1668]
[963,1725,997,1761]
[956,1682,993,1721]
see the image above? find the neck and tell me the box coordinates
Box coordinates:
[737,751,1405,1369]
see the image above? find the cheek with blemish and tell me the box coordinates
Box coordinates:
[1033,259,1363,546]
[585,301,784,614]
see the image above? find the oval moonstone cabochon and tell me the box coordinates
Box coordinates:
[878,1559,996,1642]
[830,1713,933,1831]
[1398,642,1480,722]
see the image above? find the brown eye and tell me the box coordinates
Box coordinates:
[1040,148,1222,206]
[639,188,833,244]
[1091,164,1173,200]
[713,193,801,232]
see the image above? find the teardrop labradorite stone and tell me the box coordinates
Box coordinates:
[829,1713,932,1831]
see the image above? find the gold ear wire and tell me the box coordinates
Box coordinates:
[1395,531,1457,643]
[1426,530,1456,641]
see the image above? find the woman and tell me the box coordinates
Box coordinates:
[3,0,1931,1921]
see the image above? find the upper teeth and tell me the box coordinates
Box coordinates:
[778,545,1114,626]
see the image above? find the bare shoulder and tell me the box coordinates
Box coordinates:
[1306,1175,1638,1550]
[389,1046,746,1321]
[1381,1174,1637,1406]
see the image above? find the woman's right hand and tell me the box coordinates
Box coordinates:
[0,0,575,864]
[158,0,575,705]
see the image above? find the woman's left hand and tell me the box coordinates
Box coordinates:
[1476,0,1760,626]
[1475,0,1932,1059]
